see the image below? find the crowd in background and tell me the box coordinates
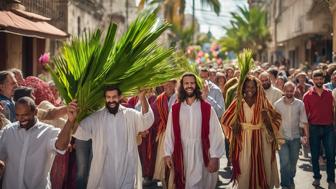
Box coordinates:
[0,48,336,189]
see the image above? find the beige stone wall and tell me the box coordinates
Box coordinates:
[67,2,101,38]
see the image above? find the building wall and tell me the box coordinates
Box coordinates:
[21,0,68,32]
[101,0,138,39]
[277,36,307,67]
[6,34,22,70]
[257,0,332,66]
[2,0,139,76]
[330,0,336,56]
[276,0,331,43]
[67,1,102,37]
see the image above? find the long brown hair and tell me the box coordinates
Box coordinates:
[177,73,202,102]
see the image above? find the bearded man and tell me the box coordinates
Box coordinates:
[73,85,154,188]
[164,73,225,189]
[259,71,283,105]
[303,70,335,188]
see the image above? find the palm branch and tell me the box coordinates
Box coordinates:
[229,49,254,157]
[46,9,190,121]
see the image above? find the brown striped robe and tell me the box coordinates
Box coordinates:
[221,76,283,189]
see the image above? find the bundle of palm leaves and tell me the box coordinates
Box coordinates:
[236,49,254,101]
[46,10,190,121]
[229,49,254,155]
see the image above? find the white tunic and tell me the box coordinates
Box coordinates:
[264,85,283,105]
[0,121,64,189]
[73,105,154,189]
[164,100,225,189]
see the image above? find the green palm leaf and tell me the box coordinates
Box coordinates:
[46,9,192,121]
[218,6,270,54]
[229,49,254,158]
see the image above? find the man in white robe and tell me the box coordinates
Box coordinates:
[259,71,283,105]
[73,85,154,189]
[164,73,225,189]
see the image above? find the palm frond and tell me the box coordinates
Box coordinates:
[47,9,190,121]
[236,49,254,99]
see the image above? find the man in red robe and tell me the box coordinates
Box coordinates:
[164,73,225,189]
[127,90,159,186]
[153,80,177,188]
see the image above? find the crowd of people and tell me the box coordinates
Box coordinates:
[0,58,336,189]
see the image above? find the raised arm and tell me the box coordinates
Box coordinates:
[55,100,78,151]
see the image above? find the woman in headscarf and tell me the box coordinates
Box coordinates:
[221,75,283,189]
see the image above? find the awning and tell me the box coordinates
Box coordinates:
[0,9,68,39]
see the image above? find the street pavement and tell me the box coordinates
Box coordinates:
[144,152,330,189]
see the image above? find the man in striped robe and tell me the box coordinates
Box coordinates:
[222,76,283,189]
[153,80,177,188]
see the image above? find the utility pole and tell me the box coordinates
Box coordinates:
[192,0,195,44]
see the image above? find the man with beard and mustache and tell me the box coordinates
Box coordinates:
[0,71,18,122]
[164,73,225,189]
[259,71,283,105]
[0,97,78,189]
[72,85,154,189]
[303,70,336,188]
[274,82,309,189]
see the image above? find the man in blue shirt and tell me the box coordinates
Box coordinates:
[0,71,18,122]
[324,70,336,90]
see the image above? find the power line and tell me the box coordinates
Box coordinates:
[188,9,234,18]
[194,19,229,26]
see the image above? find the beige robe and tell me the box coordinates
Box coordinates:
[234,102,280,189]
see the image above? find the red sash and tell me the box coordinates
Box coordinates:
[171,100,211,189]
[156,93,169,137]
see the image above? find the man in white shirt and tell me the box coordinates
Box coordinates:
[259,71,283,105]
[73,85,154,189]
[164,73,225,189]
[274,82,309,189]
[0,97,77,189]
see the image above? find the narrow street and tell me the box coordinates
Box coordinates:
[217,154,329,189]
[144,153,329,189]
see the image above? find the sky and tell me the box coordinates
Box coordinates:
[184,0,247,39]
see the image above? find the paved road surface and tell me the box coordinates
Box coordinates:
[143,153,330,189]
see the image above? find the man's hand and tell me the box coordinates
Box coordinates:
[301,136,309,145]
[261,109,271,126]
[67,100,78,123]
[164,156,173,169]
[138,89,149,114]
[261,109,274,134]
[207,158,219,173]
[139,130,149,138]
[0,160,5,177]
[138,89,146,100]
[201,83,209,100]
